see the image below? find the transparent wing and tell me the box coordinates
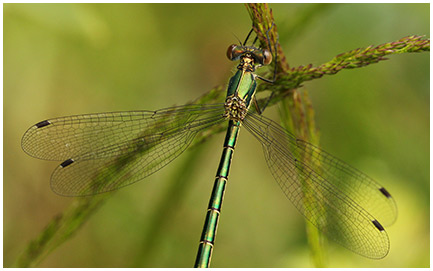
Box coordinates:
[243,111,396,259]
[295,140,397,227]
[22,104,226,196]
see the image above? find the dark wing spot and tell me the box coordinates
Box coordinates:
[35,120,51,128]
[379,187,392,198]
[60,159,74,168]
[372,220,385,231]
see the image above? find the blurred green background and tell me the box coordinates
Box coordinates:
[4,3,429,268]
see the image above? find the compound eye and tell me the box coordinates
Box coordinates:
[227,44,243,61]
[262,49,272,65]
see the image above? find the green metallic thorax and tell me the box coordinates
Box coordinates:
[226,70,257,109]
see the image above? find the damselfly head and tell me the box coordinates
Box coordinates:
[226,44,272,66]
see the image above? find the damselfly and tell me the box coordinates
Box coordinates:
[21,27,397,267]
